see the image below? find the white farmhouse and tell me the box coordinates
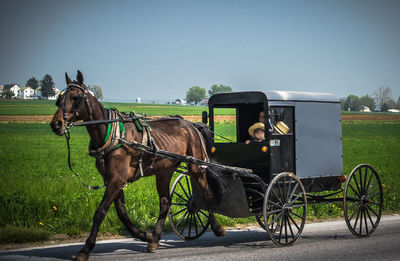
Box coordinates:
[18,87,35,99]
[34,87,41,99]
[361,106,371,112]
[47,87,60,100]
[9,85,20,97]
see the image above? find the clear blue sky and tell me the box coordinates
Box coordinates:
[1,0,399,102]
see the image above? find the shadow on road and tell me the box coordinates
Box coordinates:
[0,229,273,260]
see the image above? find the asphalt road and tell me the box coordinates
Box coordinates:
[1,215,399,261]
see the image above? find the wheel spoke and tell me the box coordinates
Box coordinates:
[286,215,295,239]
[270,212,282,227]
[367,180,379,195]
[359,207,363,235]
[185,176,192,195]
[176,209,189,227]
[283,175,287,203]
[276,183,285,206]
[267,199,282,208]
[359,168,363,194]
[271,188,284,206]
[188,213,192,238]
[369,201,382,206]
[195,212,205,230]
[365,207,375,228]
[172,202,187,206]
[363,167,368,193]
[288,183,299,203]
[353,206,361,230]
[292,204,305,209]
[266,208,282,216]
[199,209,209,219]
[193,212,199,237]
[180,212,190,235]
[363,209,369,234]
[366,204,379,218]
[278,214,284,242]
[289,193,302,205]
[349,205,360,222]
[284,213,288,244]
[348,183,361,198]
[174,191,189,202]
[366,191,380,200]
[172,207,188,217]
[347,201,358,211]
[365,169,374,193]
[287,178,293,202]
[353,173,362,196]
[290,211,305,220]
[288,214,300,230]
[178,180,190,199]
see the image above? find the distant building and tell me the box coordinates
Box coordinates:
[199,98,209,106]
[0,85,4,96]
[361,106,371,112]
[47,88,60,100]
[388,109,400,113]
[175,99,187,105]
[136,97,141,103]
[9,85,20,98]
[18,87,34,99]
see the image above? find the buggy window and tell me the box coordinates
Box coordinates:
[213,108,237,143]
[269,107,294,135]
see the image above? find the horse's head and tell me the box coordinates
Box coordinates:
[50,70,92,135]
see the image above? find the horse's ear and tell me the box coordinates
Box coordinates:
[65,72,72,85]
[77,70,84,85]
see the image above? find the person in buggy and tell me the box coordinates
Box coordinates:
[245,122,265,144]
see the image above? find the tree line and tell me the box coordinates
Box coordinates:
[341,85,400,112]
[2,74,103,100]
[186,84,232,104]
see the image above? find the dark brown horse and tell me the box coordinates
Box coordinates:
[50,71,225,261]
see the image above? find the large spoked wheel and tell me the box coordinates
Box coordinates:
[168,174,210,240]
[263,172,307,246]
[344,164,383,238]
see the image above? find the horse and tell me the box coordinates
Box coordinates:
[50,70,225,261]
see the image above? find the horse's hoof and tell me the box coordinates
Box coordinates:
[212,225,226,237]
[73,252,89,261]
[147,242,159,252]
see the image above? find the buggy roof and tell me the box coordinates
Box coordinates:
[209,91,339,105]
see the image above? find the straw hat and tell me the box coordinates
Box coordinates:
[248,122,265,138]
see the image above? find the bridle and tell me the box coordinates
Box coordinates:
[56,83,104,190]
[56,83,94,128]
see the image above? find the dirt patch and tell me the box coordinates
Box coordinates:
[341,114,400,121]
[1,114,399,123]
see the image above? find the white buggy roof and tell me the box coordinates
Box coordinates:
[266,91,340,103]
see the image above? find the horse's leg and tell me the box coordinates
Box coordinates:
[188,164,225,237]
[74,182,121,261]
[114,189,153,243]
[148,169,174,251]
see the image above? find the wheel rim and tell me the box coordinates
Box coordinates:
[344,164,383,237]
[263,173,307,246]
[168,173,210,240]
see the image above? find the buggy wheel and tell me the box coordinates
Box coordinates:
[255,215,266,230]
[168,173,210,240]
[263,172,307,246]
[344,164,383,238]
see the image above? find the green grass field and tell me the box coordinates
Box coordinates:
[0,120,399,243]
[0,99,236,116]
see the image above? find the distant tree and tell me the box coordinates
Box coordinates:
[3,83,18,90]
[374,85,393,112]
[186,86,206,104]
[396,96,400,109]
[26,77,39,90]
[339,97,346,111]
[40,74,55,98]
[208,84,232,96]
[344,95,362,111]
[2,90,15,99]
[387,98,396,109]
[360,95,376,111]
[87,84,104,100]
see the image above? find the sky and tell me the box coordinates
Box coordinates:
[0,0,399,102]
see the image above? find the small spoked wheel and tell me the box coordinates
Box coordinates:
[344,164,383,238]
[168,173,210,240]
[263,172,307,246]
